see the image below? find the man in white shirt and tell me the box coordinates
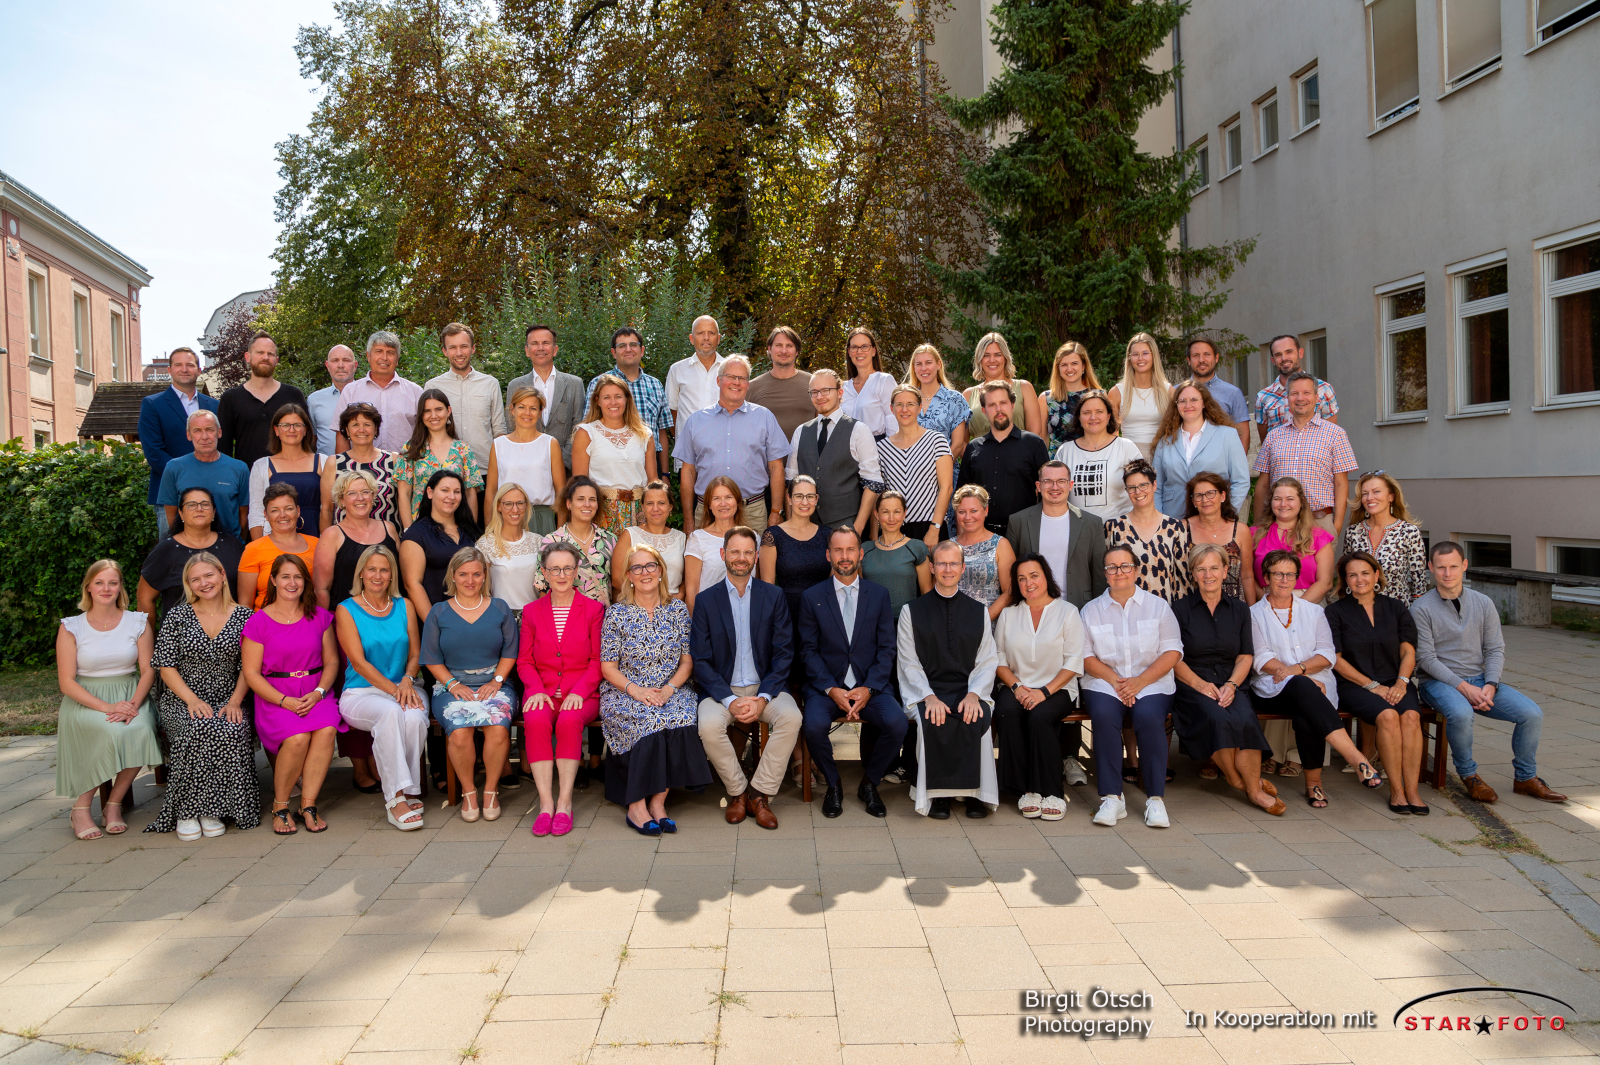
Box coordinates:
[425,322,508,470]
[336,331,423,452]
[1004,461,1106,608]
[896,541,1000,819]
[306,345,357,456]
[786,369,884,536]
[665,315,726,434]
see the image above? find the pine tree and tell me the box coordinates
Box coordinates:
[938,0,1253,382]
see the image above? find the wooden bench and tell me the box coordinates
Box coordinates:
[1467,566,1600,627]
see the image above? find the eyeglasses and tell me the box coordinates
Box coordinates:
[790,492,818,502]
[276,422,306,431]
[543,565,576,576]
[1039,478,1071,489]
[181,500,215,511]
[1360,469,1387,478]
[1192,489,1220,501]
[1267,570,1300,581]
[847,342,875,352]
[808,388,839,396]
[1104,563,1137,574]
[628,562,660,575]
[1126,482,1154,493]
[501,500,528,509]
[932,560,964,569]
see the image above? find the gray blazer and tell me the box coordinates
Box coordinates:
[506,369,587,469]
[1005,503,1107,609]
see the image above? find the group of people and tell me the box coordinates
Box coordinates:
[57,319,1564,842]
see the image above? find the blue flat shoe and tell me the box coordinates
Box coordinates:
[625,815,662,837]
[657,817,677,834]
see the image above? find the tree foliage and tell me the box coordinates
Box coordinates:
[937,0,1253,382]
[205,291,279,390]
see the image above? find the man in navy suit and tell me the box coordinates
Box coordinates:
[797,526,907,818]
[137,347,217,539]
[691,526,802,830]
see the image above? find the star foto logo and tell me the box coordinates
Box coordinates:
[1394,987,1576,1034]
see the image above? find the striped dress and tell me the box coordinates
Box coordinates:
[876,429,951,524]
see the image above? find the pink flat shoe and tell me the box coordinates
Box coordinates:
[531,811,553,837]
[551,812,573,836]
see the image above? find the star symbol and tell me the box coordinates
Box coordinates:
[1474,1017,1492,1035]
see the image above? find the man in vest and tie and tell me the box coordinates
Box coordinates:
[896,541,1000,819]
[786,369,884,538]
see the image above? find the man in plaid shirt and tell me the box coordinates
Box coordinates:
[1253,372,1358,531]
[1256,334,1338,446]
[586,327,672,467]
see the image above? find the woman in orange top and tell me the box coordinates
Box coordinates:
[238,484,318,608]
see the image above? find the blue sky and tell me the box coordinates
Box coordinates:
[1,0,339,362]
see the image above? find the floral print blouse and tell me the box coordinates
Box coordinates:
[396,439,484,521]
[533,525,618,605]
[917,386,971,444]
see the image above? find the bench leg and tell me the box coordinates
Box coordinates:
[800,738,812,804]
[1431,716,1448,790]
[1516,580,1552,628]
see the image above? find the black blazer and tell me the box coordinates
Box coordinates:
[690,578,793,704]
[1005,503,1107,609]
[797,577,896,699]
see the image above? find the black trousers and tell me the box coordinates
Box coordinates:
[1253,676,1344,770]
[993,686,1075,796]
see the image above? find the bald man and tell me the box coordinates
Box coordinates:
[307,344,358,455]
[665,315,727,437]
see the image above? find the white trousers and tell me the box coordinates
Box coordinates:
[340,687,429,798]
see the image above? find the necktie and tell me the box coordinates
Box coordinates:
[840,584,856,639]
[816,417,830,454]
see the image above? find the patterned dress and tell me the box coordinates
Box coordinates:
[916,386,971,444]
[146,603,260,833]
[534,525,617,605]
[958,533,1003,609]
[333,450,400,526]
[1105,514,1194,601]
[1341,519,1429,602]
[1043,389,1090,454]
[397,439,484,522]
[1188,519,1247,600]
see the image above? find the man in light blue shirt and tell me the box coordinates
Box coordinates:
[155,410,251,539]
[306,345,358,455]
[1185,337,1251,452]
[671,356,790,533]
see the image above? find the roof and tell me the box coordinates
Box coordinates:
[202,289,273,343]
[0,170,153,286]
[76,381,212,440]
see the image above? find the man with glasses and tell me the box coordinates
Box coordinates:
[139,346,218,539]
[585,327,672,467]
[1252,372,1357,530]
[786,368,884,537]
[1185,336,1251,452]
[897,541,1000,819]
[218,333,307,469]
[1004,460,1107,609]
[337,330,423,452]
[156,410,250,539]
[673,356,790,534]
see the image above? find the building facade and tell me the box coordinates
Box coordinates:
[1,170,152,449]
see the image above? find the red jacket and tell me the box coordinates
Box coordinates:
[517,592,605,701]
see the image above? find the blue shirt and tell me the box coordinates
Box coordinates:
[1193,376,1250,425]
[340,597,412,690]
[155,452,251,539]
[671,401,791,497]
[724,578,762,698]
[306,385,342,456]
[585,368,671,442]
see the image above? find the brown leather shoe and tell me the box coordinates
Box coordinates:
[1460,774,1499,803]
[749,793,779,830]
[725,792,748,824]
[1514,776,1567,803]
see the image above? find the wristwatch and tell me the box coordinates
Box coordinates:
[312,686,326,696]
[493,674,504,684]
[1362,681,1381,691]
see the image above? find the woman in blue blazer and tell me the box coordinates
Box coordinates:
[1152,382,1251,518]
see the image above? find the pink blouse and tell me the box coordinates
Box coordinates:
[1252,523,1333,590]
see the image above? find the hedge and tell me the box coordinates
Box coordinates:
[0,440,155,668]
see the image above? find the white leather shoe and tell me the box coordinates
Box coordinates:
[1064,758,1088,786]
[176,819,201,842]
[1144,797,1170,829]
[1093,795,1126,826]
[200,817,225,837]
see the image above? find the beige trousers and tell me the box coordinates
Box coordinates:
[697,685,801,797]
[694,495,768,534]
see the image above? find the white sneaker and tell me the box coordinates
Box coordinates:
[1064,758,1088,786]
[199,817,225,838]
[176,818,202,842]
[1018,792,1043,818]
[1144,797,1170,829]
[1093,795,1127,826]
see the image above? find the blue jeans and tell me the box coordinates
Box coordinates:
[152,503,170,540]
[1419,675,1543,782]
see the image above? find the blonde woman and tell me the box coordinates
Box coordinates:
[964,332,1042,439]
[1106,332,1173,461]
[1340,472,1428,602]
[1038,341,1102,455]
[486,386,565,536]
[903,343,970,458]
[572,374,657,532]
[612,481,687,602]
[840,327,898,437]
[952,485,1015,622]
[56,560,161,840]
[477,483,542,609]
[878,384,953,546]
[146,553,257,840]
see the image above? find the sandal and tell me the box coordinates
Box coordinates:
[70,802,103,841]
[386,796,424,831]
[271,801,298,836]
[1356,763,1384,789]
[297,805,328,833]
[1261,758,1279,775]
[1122,764,1140,785]
[1277,761,1303,778]
[1198,762,1219,780]
[482,790,501,822]
[1304,785,1328,808]
[102,799,128,835]
[1038,796,1067,821]
[1017,792,1042,818]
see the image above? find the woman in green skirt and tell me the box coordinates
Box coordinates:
[55,560,162,840]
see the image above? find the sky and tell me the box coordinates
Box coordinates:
[0,0,340,364]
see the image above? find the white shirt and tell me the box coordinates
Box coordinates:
[995,598,1084,696]
[785,413,885,483]
[895,589,999,708]
[665,353,725,421]
[1249,597,1340,709]
[525,365,557,425]
[1079,587,1183,698]
[1182,427,1204,462]
[685,529,730,592]
[1037,511,1072,593]
[170,385,200,420]
[833,575,863,687]
[1056,436,1145,520]
[840,371,897,437]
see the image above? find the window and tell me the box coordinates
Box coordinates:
[1543,231,1600,398]
[1301,331,1328,379]
[1454,259,1509,409]
[109,308,125,382]
[1256,93,1279,155]
[1463,537,1511,569]
[1552,541,1600,578]
[73,293,90,371]
[1380,281,1428,417]
[1443,0,1501,86]
[27,266,49,359]
[1539,0,1600,42]
[1192,138,1209,190]
[1369,0,1420,125]
[1222,119,1243,175]
[1297,66,1320,129]
[33,431,49,451]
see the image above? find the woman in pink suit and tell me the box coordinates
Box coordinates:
[518,543,605,837]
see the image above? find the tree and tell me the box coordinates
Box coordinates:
[204,292,278,390]
[937,0,1253,382]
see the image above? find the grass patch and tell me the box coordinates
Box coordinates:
[1553,605,1600,636]
[0,667,59,736]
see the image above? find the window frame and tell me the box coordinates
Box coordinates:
[1535,219,1600,408]
[1191,136,1210,192]
[1368,0,1422,129]
[1377,273,1430,423]
[1441,0,1504,91]
[1447,250,1511,415]
[1534,0,1600,46]
[1460,534,1512,571]
[1221,117,1243,177]
[72,289,92,372]
[1299,330,1329,381]
[1293,63,1321,134]
[109,306,125,382]
[26,262,50,362]
[1546,537,1600,605]
[1254,91,1280,158]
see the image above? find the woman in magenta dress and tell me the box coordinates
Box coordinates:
[241,553,343,834]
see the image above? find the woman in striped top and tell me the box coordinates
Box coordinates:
[877,385,953,548]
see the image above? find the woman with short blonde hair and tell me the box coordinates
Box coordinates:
[486,386,565,535]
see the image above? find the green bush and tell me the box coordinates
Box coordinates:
[0,440,155,668]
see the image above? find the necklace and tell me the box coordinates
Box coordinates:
[453,593,486,611]
[878,533,907,549]
[360,592,392,616]
[1271,599,1294,628]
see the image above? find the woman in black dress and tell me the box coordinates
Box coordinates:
[1171,543,1284,815]
[136,487,246,621]
[1327,550,1427,816]
[400,469,481,621]
[758,475,833,699]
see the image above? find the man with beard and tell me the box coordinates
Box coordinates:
[218,333,307,468]
[897,541,999,819]
[690,526,802,829]
[955,381,1050,534]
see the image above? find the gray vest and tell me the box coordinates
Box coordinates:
[795,414,862,531]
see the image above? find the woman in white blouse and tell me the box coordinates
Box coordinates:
[993,554,1084,821]
[682,476,745,613]
[611,482,687,602]
[1080,544,1183,829]
[571,376,658,533]
[1106,332,1173,462]
[839,327,897,438]
[477,484,542,609]
[1250,548,1382,809]
[486,386,566,536]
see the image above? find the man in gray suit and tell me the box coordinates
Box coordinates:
[505,324,586,469]
[1005,460,1106,609]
